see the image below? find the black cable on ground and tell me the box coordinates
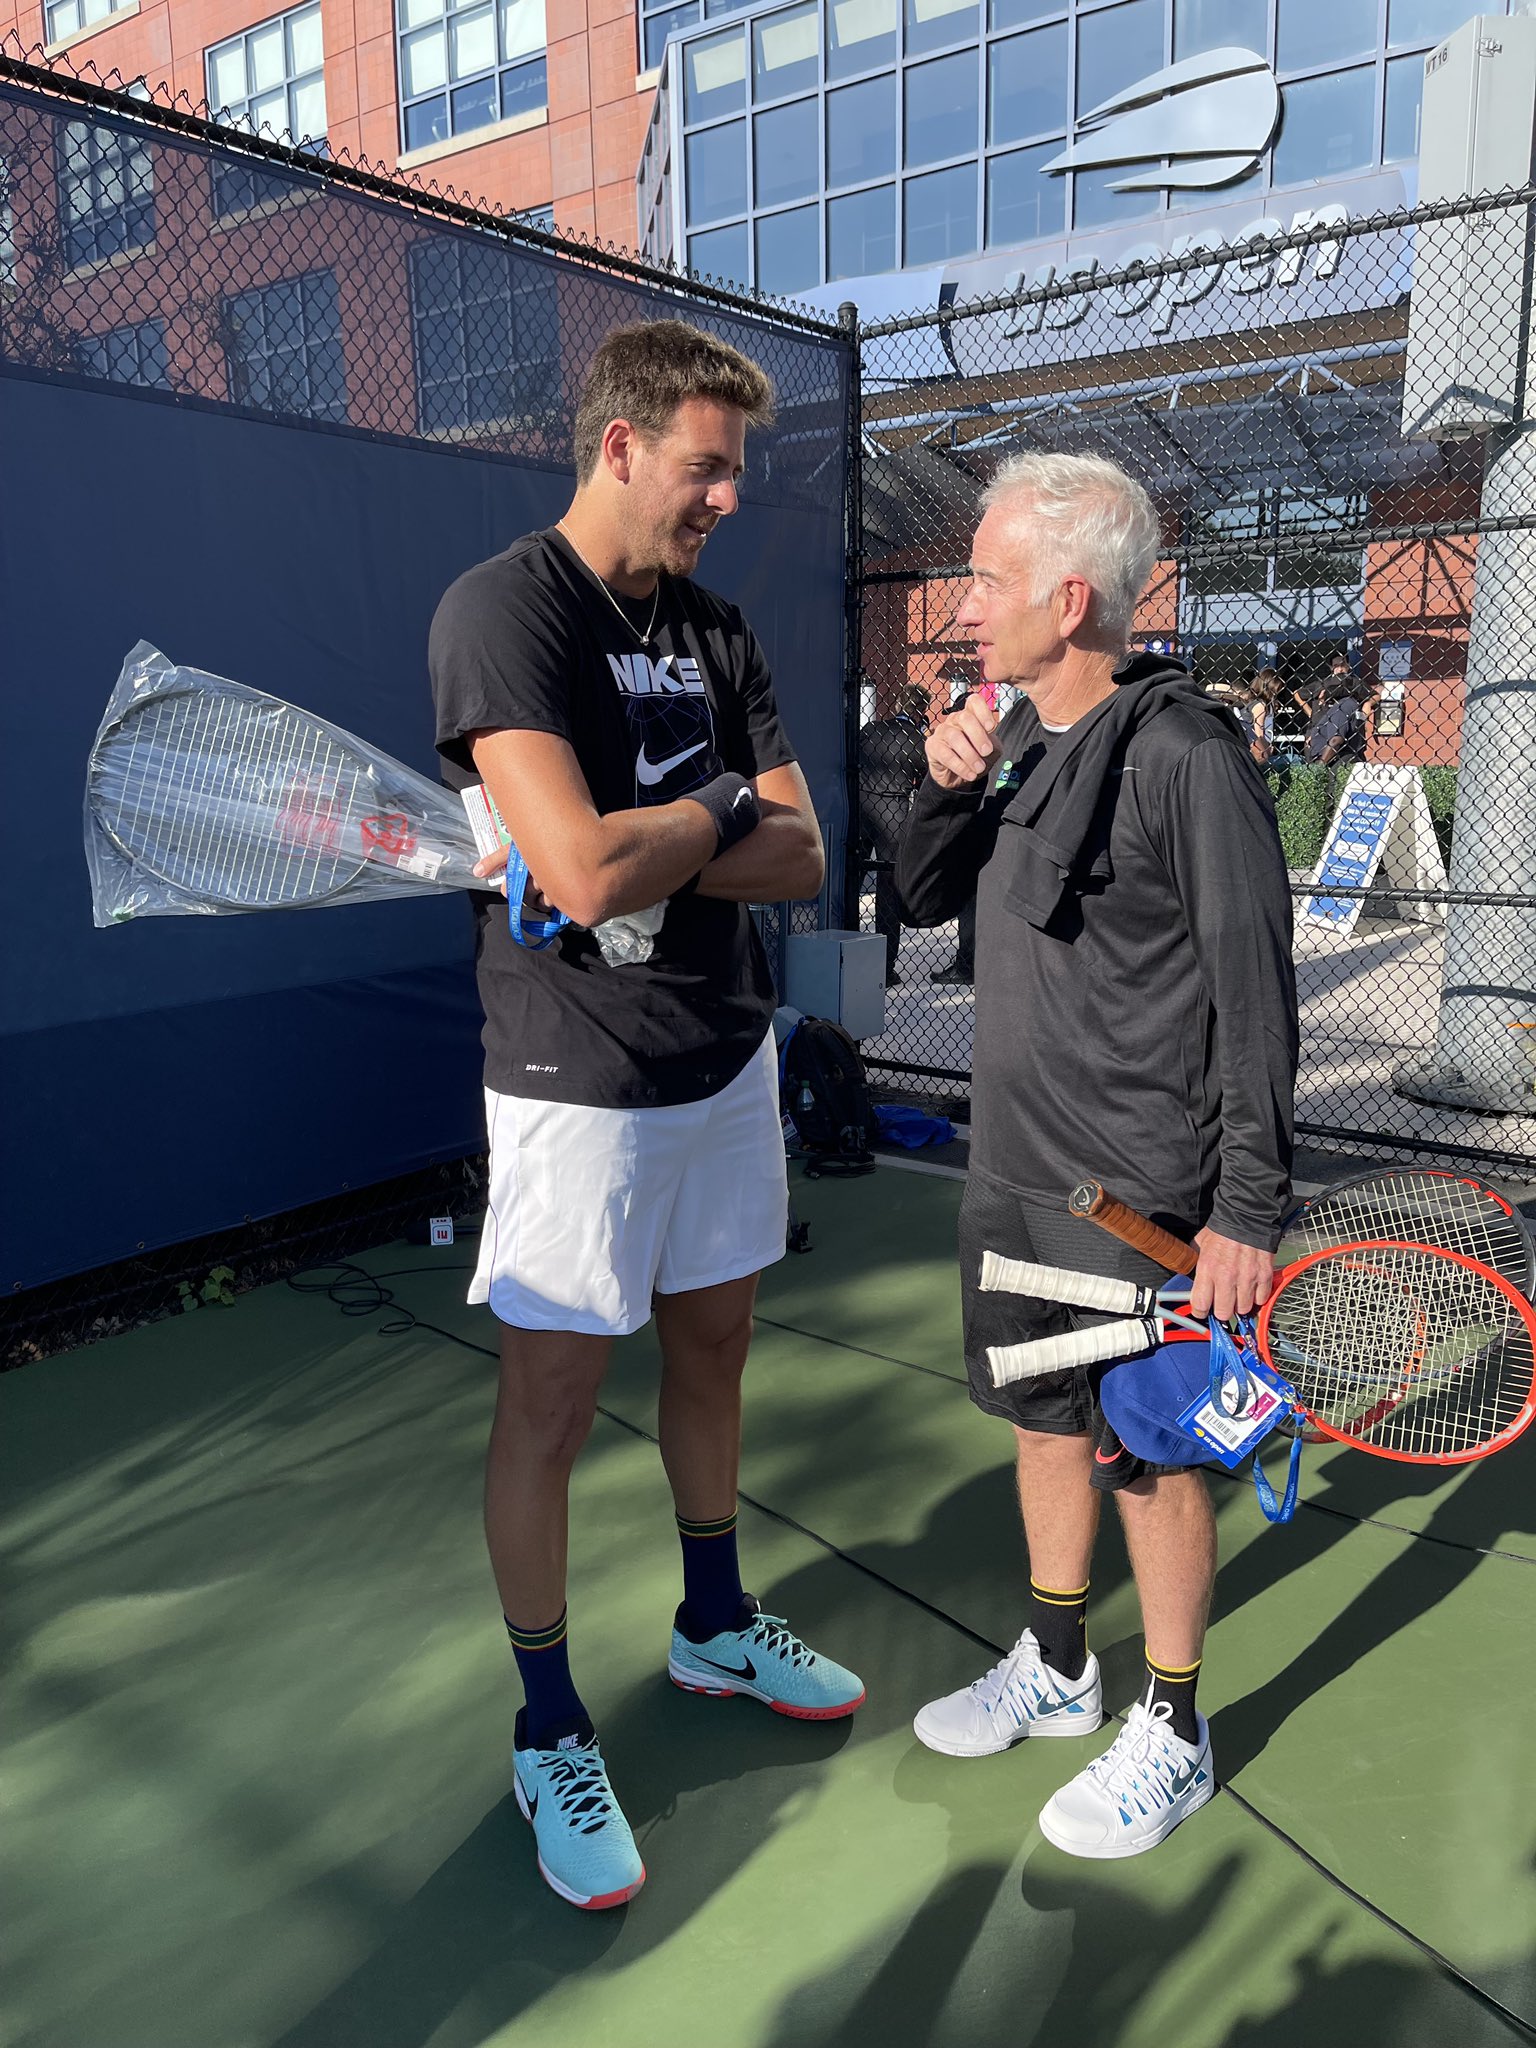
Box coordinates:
[289,1262,1536,2040]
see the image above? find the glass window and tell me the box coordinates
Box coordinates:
[904,160,977,261]
[686,120,748,218]
[684,25,746,119]
[905,50,979,168]
[1076,0,1161,115]
[828,179,896,275]
[1384,50,1424,159]
[986,138,1065,244]
[827,73,896,185]
[756,201,821,291]
[501,53,547,115]
[1272,63,1374,181]
[394,0,546,149]
[988,21,1066,146]
[1388,0,1476,43]
[990,0,1063,30]
[54,119,154,269]
[45,0,132,45]
[644,2,701,68]
[409,236,559,431]
[1276,0,1375,73]
[755,3,819,99]
[687,219,750,282]
[1072,163,1156,227]
[755,97,818,204]
[826,0,897,79]
[74,316,170,389]
[224,268,347,423]
[1174,0,1266,60]
[207,0,328,217]
[905,0,978,58]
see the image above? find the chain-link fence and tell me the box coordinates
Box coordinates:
[0,47,851,1360]
[848,191,1536,1171]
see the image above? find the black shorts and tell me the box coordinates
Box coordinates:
[959,1166,1196,1492]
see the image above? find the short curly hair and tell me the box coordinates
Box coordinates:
[573,320,776,481]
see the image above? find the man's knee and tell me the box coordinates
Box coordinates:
[491,1331,607,1468]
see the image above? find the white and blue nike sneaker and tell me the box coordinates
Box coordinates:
[913,1628,1102,1756]
[512,1712,645,1909]
[668,1597,866,1720]
[1038,1699,1214,1859]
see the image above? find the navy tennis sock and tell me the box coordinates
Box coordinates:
[676,1508,745,1641]
[1144,1654,1202,1747]
[1027,1577,1089,1681]
[506,1609,586,1748]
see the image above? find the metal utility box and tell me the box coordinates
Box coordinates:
[784,929,887,1040]
[1401,15,1536,440]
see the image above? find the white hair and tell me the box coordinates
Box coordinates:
[979,452,1161,643]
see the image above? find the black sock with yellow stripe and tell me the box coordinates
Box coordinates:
[506,1609,586,1748]
[1026,1577,1089,1681]
[676,1508,745,1642]
[1144,1654,1202,1746]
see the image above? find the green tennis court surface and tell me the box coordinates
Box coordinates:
[4,1167,1533,2048]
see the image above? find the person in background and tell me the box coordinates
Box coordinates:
[1305,679,1368,767]
[857,683,931,986]
[1291,650,1350,751]
[1243,667,1279,766]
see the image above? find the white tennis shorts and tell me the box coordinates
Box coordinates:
[468,1029,788,1336]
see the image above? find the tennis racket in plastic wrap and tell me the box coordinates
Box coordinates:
[85,643,662,958]
[1012,1185,1536,1465]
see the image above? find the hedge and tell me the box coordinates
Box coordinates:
[1264,764,1457,870]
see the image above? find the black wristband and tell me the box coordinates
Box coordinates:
[686,771,760,856]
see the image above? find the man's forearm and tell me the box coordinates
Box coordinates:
[695,805,824,902]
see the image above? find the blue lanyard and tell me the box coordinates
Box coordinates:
[504,842,569,950]
[1210,1316,1304,1526]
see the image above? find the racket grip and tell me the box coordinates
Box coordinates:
[987,1316,1155,1387]
[979,1251,1147,1314]
[1068,1181,1198,1275]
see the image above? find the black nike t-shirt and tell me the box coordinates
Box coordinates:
[429,528,796,1108]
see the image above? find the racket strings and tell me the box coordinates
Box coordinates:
[1267,1245,1534,1458]
[94,691,373,908]
[1286,1174,1530,1290]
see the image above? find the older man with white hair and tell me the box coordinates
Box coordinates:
[897,453,1297,1858]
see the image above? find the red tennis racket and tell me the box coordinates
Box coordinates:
[1036,1182,1536,1466]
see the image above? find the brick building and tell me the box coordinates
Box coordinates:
[0,0,657,247]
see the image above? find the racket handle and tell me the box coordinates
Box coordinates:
[1068,1181,1198,1275]
[979,1251,1148,1315]
[987,1316,1155,1387]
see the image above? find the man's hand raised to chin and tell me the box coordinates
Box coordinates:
[927,697,1002,791]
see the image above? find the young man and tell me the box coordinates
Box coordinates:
[429,321,864,1912]
[897,453,1296,1859]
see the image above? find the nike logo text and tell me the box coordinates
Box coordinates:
[636,738,709,786]
[608,652,706,697]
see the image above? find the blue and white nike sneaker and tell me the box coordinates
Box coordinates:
[668,1597,866,1719]
[913,1627,1102,1756]
[512,1712,645,1909]
[1038,1699,1214,1858]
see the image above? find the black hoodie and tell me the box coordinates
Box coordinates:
[895,657,1297,1250]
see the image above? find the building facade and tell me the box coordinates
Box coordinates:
[0,0,661,245]
[636,0,1501,299]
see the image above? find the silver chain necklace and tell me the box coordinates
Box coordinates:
[555,521,662,650]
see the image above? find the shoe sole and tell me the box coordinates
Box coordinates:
[1037,1778,1216,1860]
[911,1705,1104,1757]
[514,1774,646,1910]
[668,1659,866,1720]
